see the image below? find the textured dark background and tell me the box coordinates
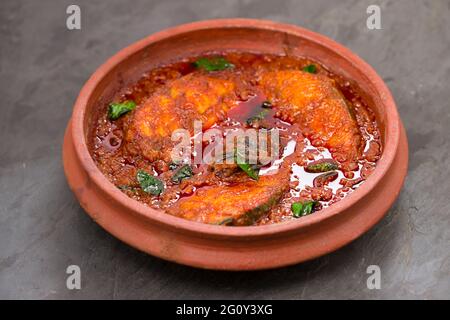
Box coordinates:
[0,0,449,299]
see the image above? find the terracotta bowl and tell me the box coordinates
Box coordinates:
[63,19,408,270]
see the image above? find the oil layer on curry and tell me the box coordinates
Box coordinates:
[89,53,382,226]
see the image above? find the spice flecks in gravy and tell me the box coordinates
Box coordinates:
[89,53,382,226]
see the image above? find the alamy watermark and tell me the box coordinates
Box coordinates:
[66,5,81,30]
[366,5,382,30]
[66,265,81,290]
[170,120,280,165]
[366,265,381,289]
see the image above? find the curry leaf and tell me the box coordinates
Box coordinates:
[291,201,318,218]
[234,143,260,180]
[193,57,234,71]
[246,109,269,127]
[302,64,317,74]
[304,159,338,173]
[237,163,260,180]
[108,100,136,120]
[171,165,193,184]
[136,170,164,195]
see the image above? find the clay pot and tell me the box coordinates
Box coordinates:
[63,19,408,270]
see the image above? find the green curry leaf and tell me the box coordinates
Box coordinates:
[246,109,269,128]
[193,57,234,71]
[304,159,338,173]
[291,201,318,218]
[171,165,193,184]
[237,163,260,180]
[136,170,164,195]
[108,100,136,120]
[302,64,317,74]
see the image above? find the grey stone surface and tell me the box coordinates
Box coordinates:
[0,0,449,299]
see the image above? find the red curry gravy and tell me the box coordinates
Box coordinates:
[89,52,382,226]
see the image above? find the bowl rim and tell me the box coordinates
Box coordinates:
[70,18,400,238]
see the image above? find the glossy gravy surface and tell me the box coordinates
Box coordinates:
[89,53,382,226]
